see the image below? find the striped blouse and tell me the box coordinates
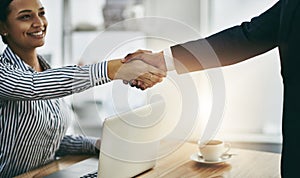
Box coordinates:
[0,47,110,177]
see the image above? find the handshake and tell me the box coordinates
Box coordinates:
[108,50,168,90]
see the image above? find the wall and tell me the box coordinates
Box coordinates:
[39,0,63,67]
[143,0,201,49]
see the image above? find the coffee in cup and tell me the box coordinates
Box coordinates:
[198,140,231,161]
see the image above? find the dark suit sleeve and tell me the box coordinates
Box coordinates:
[171,1,281,74]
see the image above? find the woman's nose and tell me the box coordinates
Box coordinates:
[32,16,44,28]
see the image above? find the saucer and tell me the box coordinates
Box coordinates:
[190,152,232,164]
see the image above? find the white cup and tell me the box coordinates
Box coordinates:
[198,140,231,161]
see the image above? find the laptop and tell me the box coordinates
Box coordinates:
[46,101,167,178]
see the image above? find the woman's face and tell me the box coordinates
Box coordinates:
[3,0,47,51]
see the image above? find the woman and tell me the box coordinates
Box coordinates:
[0,0,165,176]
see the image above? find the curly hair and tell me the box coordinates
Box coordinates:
[0,0,13,44]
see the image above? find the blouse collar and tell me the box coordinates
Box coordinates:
[2,46,51,72]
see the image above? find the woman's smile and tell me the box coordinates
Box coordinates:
[27,29,45,39]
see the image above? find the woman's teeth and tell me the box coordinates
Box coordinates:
[31,31,43,36]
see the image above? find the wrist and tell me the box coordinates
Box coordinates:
[158,51,167,72]
[108,59,122,80]
[163,48,175,71]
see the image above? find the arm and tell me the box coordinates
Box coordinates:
[55,135,100,156]
[0,59,104,100]
[0,58,165,100]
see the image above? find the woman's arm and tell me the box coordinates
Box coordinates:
[0,59,165,100]
[55,135,99,156]
[0,60,107,100]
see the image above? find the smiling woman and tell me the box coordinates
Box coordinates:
[0,0,47,72]
[0,0,165,177]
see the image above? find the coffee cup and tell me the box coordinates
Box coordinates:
[198,140,231,161]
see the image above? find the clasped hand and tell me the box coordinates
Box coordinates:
[108,53,166,90]
[120,50,167,90]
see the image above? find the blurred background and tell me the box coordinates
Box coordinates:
[0,0,282,152]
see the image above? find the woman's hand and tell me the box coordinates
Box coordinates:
[96,138,101,150]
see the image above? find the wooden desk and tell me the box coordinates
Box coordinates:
[138,142,281,178]
[16,142,281,178]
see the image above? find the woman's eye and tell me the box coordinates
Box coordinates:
[20,15,31,20]
[39,11,45,17]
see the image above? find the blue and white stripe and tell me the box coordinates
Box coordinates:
[0,47,110,177]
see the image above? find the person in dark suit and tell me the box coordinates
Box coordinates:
[123,0,299,177]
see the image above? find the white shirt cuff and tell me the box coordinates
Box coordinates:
[90,61,111,86]
[163,48,175,71]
